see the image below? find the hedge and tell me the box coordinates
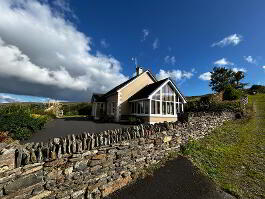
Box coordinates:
[185,100,241,113]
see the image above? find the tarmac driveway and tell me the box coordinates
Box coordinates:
[107,156,235,199]
[24,117,132,143]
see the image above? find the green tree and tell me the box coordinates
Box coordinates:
[234,71,247,89]
[209,67,247,92]
[209,67,235,92]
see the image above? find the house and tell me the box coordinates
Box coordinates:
[91,67,187,124]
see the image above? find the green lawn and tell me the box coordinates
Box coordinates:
[182,94,265,199]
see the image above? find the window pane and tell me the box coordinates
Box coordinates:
[137,102,141,114]
[162,86,166,101]
[140,101,144,114]
[162,102,166,115]
[156,101,160,114]
[167,102,170,114]
[144,100,149,114]
[152,90,160,100]
[151,100,155,114]
[165,85,169,101]
[171,102,174,115]
[176,103,179,113]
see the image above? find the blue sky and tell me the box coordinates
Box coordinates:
[0,0,265,102]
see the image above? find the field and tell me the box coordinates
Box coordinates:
[182,94,265,198]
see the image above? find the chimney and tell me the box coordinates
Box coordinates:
[136,66,143,76]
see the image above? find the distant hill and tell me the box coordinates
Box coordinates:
[248,85,265,94]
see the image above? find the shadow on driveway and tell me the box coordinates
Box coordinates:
[107,156,234,199]
[23,117,132,143]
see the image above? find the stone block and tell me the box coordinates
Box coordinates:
[101,176,132,197]
[71,189,85,199]
[88,160,102,167]
[44,159,66,167]
[74,160,88,171]
[91,154,106,160]
[2,182,44,199]
[90,165,102,172]
[46,168,63,180]
[107,148,117,154]
[82,150,98,157]
[0,148,16,170]
[22,165,43,176]
[135,157,146,162]
[29,190,52,199]
[163,136,172,143]
[64,166,73,176]
[4,172,43,194]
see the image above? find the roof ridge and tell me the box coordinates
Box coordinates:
[102,70,156,98]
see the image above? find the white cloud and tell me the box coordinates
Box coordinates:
[212,34,242,47]
[100,39,109,48]
[0,0,128,101]
[52,0,71,12]
[152,38,159,49]
[199,72,211,81]
[156,69,194,82]
[232,67,247,73]
[0,38,88,90]
[244,56,256,64]
[132,72,137,77]
[164,56,176,65]
[214,58,234,66]
[0,94,18,103]
[142,29,149,41]
[262,66,265,70]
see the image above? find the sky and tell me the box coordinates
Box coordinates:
[0,0,265,103]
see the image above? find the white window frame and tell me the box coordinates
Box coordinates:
[149,81,184,117]
[129,80,185,117]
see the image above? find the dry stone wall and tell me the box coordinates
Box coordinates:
[0,112,234,199]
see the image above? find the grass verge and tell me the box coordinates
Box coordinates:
[180,94,265,199]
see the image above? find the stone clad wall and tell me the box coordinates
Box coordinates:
[0,112,234,199]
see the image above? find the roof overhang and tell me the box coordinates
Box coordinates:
[148,79,187,103]
[117,70,157,93]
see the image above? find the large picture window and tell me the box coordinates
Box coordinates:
[130,82,184,116]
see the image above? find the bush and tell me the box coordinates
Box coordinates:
[0,105,49,140]
[128,116,144,125]
[62,103,92,116]
[200,95,212,104]
[185,100,241,113]
[178,112,189,123]
[223,85,242,101]
[249,85,265,94]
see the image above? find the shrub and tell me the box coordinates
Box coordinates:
[128,116,144,125]
[185,100,241,113]
[62,103,92,116]
[249,85,265,94]
[0,105,49,140]
[223,85,242,101]
[178,112,189,123]
[200,95,212,104]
